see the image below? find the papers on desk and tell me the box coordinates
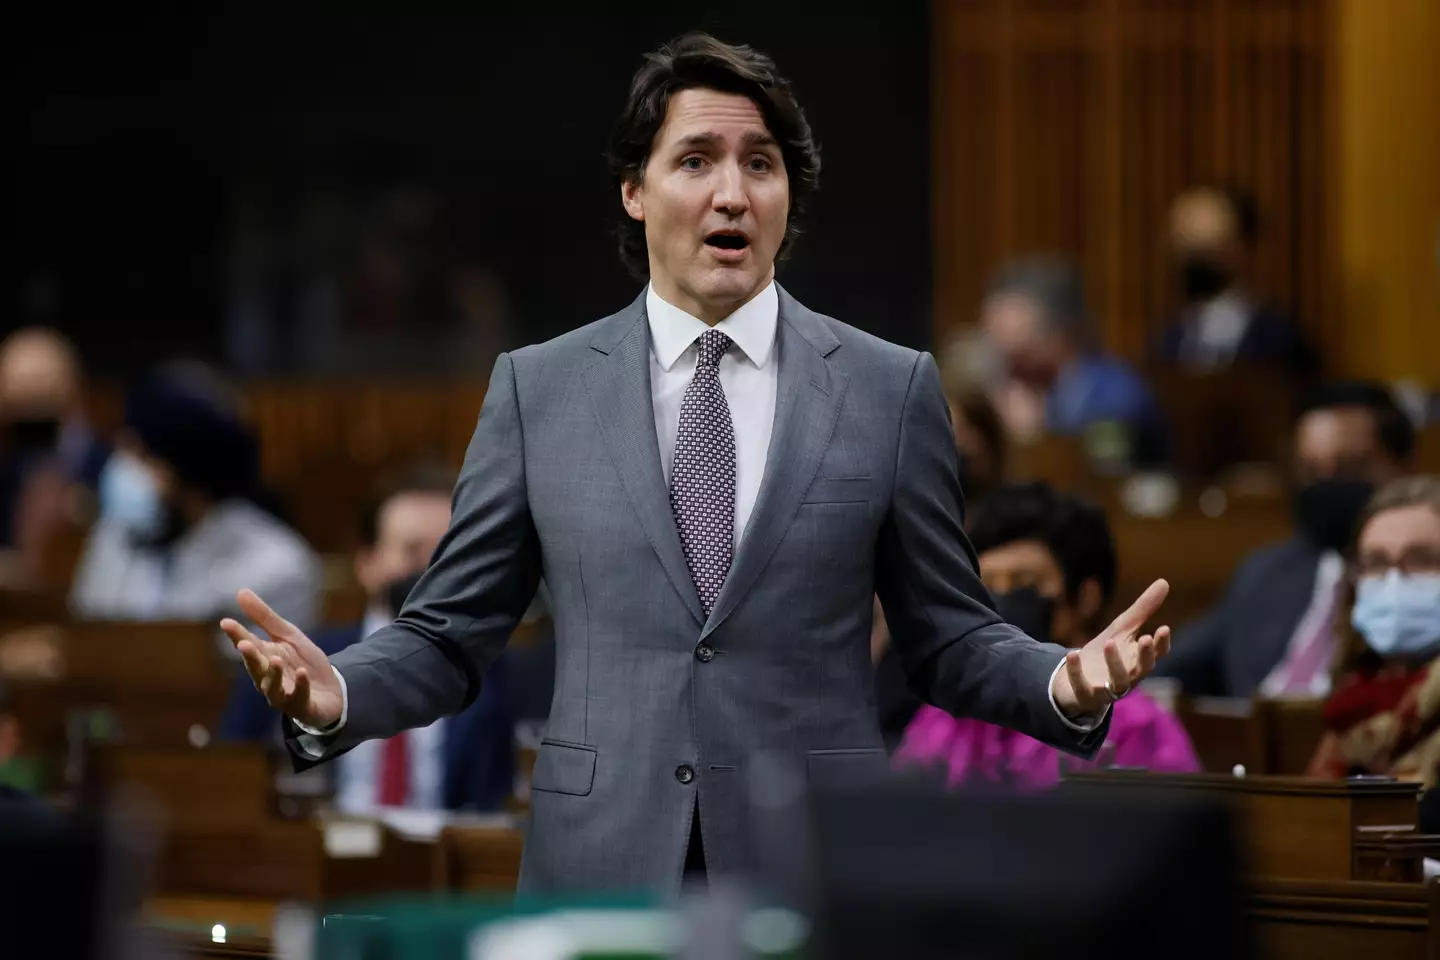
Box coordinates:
[319,807,520,853]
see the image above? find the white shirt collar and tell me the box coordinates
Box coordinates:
[645,281,778,372]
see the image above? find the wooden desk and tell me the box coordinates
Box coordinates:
[1066,772,1424,882]
[1248,878,1436,960]
[2,620,231,758]
[434,822,527,893]
[152,818,436,903]
[1175,696,1327,777]
[147,896,275,959]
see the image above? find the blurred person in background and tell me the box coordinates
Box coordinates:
[69,363,320,628]
[220,466,514,812]
[1159,382,1415,697]
[894,483,1199,788]
[0,328,109,562]
[981,255,1168,467]
[935,327,1008,508]
[1307,476,1440,789]
[1155,184,1316,377]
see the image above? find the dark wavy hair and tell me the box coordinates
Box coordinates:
[968,481,1118,611]
[606,32,821,280]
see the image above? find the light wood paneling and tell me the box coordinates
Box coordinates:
[1331,0,1440,381]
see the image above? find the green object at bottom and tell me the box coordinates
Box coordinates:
[316,893,660,960]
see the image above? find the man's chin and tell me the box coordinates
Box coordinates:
[693,267,769,303]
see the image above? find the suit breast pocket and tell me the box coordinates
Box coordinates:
[803,476,874,505]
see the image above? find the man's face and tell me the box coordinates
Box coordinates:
[980,293,1059,387]
[1294,406,1402,486]
[355,491,452,603]
[1168,188,1241,267]
[621,88,789,322]
[1168,187,1243,302]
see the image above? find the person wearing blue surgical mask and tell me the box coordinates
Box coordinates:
[1307,475,1440,792]
[70,363,320,632]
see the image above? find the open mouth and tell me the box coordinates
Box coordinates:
[704,231,749,251]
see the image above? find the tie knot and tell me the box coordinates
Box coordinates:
[695,329,732,373]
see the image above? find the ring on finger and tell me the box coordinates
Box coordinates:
[1104,680,1128,702]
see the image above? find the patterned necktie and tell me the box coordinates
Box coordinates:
[670,329,736,617]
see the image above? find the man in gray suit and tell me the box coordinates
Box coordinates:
[223,33,1172,894]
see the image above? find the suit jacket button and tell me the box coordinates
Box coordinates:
[695,643,715,662]
[675,764,695,785]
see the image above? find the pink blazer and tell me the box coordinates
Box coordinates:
[894,689,1201,790]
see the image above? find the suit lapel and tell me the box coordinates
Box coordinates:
[702,288,848,639]
[583,294,706,626]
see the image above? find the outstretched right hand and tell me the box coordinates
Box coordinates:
[220,588,344,730]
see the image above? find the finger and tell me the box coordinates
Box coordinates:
[1104,640,1129,695]
[220,617,265,654]
[260,656,286,706]
[236,589,298,643]
[1065,650,1095,710]
[289,667,311,713]
[1135,634,1157,678]
[1153,625,1172,659]
[234,638,271,685]
[1111,579,1170,635]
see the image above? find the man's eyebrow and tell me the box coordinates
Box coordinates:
[675,131,779,148]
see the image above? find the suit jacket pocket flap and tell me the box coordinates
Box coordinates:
[803,477,873,504]
[806,747,889,788]
[532,740,597,797]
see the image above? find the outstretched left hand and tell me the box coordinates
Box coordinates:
[1051,579,1172,718]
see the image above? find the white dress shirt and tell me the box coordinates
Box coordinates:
[302,282,1099,748]
[1183,291,1253,371]
[333,609,448,812]
[1258,551,1344,699]
[646,281,778,547]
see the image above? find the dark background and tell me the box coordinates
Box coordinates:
[13,4,932,376]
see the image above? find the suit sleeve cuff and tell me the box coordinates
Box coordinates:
[1048,658,1111,733]
[292,666,349,757]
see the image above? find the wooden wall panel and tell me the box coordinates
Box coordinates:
[1331,0,1440,381]
[933,0,1333,368]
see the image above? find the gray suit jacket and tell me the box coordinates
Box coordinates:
[292,287,1105,893]
[1155,536,1321,697]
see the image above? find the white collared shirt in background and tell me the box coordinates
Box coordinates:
[334,609,448,813]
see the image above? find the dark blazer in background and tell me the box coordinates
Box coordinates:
[1155,537,1323,697]
[220,624,515,811]
[1155,304,1318,378]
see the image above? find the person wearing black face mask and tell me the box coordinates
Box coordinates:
[1157,381,1415,697]
[1152,184,1316,378]
[218,464,516,814]
[0,328,110,551]
[893,483,1199,789]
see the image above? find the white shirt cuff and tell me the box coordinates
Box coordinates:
[1048,658,1110,733]
[293,666,349,757]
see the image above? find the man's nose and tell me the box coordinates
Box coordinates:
[711,161,750,215]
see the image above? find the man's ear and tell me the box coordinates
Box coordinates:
[1076,578,1105,630]
[621,176,645,223]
